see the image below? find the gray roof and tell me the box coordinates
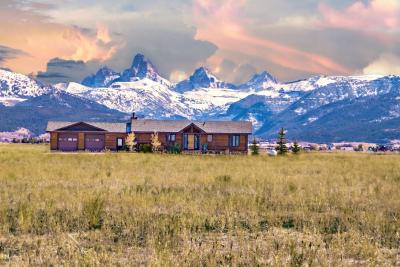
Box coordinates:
[46,121,127,132]
[131,119,252,134]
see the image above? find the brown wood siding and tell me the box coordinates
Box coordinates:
[78,133,85,150]
[135,133,170,148]
[50,132,58,150]
[206,134,248,152]
[136,133,152,144]
[207,134,229,151]
[135,132,249,152]
[105,133,128,151]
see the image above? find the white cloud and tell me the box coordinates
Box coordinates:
[363,54,400,75]
[270,15,318,29]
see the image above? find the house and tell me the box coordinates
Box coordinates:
[46,114,253,153]
[129,118,252,153]
[46,121,128,151]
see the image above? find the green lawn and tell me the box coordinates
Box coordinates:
[0,144,399,266]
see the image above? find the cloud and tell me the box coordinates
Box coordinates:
[318,0,400,43]
[212,59,256,83]
[36,58,99,84]
[0,45,27,64]
[169,70,188,82]
[193,0,351,77]
[363,54,400,75]
[0,0,215,82]
[63,25,119,62]
[0,1,121,74]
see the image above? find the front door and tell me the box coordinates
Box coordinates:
[188,134,194,150]
[183,134,200,150]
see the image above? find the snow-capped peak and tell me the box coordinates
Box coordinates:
[174,67,236,93]
[250,71,278,84]
[119,53,170,86]
[129,53,159,80]
[81,66,120,87]
[0,68,51,106]
[242,71,278,90]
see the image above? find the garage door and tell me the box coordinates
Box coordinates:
[85,134,105,151]
[58,133,78,151]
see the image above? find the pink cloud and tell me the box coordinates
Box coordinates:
[193,0,351,76]
[319,0,400,38]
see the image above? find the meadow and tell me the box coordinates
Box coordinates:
[0,144,399,266]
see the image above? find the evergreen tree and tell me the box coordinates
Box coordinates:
[292,140,301,154]
[276,128,288,155]
[250,137,259,155]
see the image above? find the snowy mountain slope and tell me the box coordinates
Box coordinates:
[280,75,399,117]
[256,76,400,142]
[182,87,253,117]
[64,79,190,118]
[0,90,127,134]
[0,69,51,106]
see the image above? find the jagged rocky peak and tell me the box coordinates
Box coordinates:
[242,71,278,90]
[81,66,120,88]
[191,67,218,85]
[97,66,119,76]
[174,67,236,93]
[249,71,278,84]
[120,53,161,82]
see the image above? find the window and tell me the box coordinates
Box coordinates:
[168,134,176,142]
[117,138,123,147]
[230,135,240,147]
[68,138,73,142]
[207,134,213,142]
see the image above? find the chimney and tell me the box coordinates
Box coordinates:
[131,112,138,120]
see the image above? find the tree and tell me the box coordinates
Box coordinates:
[151,131,161,152]
[125,132,137,152]
[250,137,259,155]
[276,128,288,155]
[292,140,301,154]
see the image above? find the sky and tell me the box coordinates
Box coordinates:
[0,0,399,84]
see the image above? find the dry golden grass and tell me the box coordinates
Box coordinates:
[0,144,399,266]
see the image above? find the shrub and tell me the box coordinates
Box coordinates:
[282,217,295,229]
[215,175,231,183]
[139,144,153,153]
[168,144,182,154]
[82,195,105,230]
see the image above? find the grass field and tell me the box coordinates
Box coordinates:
[0,144,399,266]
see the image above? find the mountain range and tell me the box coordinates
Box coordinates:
[1,54,399,143]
